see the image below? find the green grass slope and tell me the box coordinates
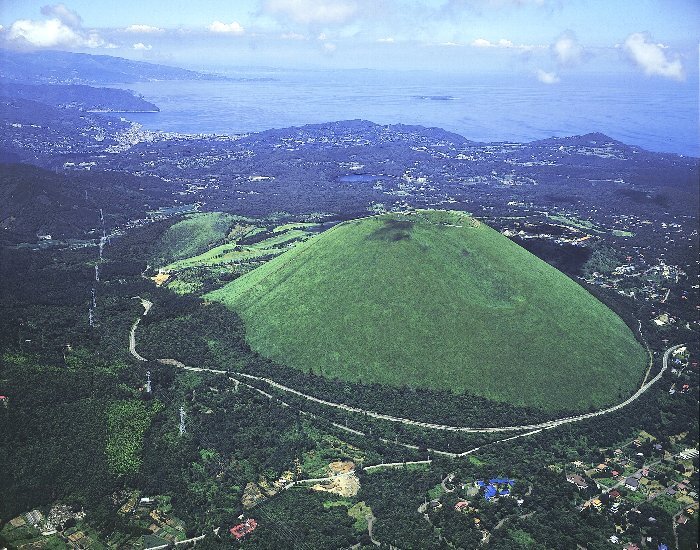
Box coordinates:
[150,212,237,265]
[206,210,647,412]
[163,227,311,272]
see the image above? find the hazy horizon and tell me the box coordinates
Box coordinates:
[1,1,698,79]
[1,1,698,155]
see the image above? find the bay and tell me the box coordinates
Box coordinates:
[113,69,699,156]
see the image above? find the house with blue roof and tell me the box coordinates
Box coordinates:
[489,478,515,485]
[476,477,517,501]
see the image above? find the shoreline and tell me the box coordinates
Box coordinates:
[87,109,160,113]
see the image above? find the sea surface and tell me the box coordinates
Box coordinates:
[113,69,699,157]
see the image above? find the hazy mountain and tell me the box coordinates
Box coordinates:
[0,81,159,112]
[0,49,231,85]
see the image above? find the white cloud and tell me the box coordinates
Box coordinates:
[536,68,560,84]
[208,21,245,34]
[377,37,395,43]
[263,0,358,25]
[281,32,306,40]
[440,41,461,47]
[5,6,111,49]
[317,32,328,41]
[471,38,493,48]
[84,31,106,48]
[8,18,83,48]
[470,37,538,50]
[40,3,82,28]
[552,31,584,67]
[132,42,152,50]
[623,32,684,80]
[323,42,337,53]
[124,24,164,33]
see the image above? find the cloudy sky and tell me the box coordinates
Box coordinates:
[0,0,697,82]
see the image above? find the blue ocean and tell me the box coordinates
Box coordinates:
[116,69,699,157]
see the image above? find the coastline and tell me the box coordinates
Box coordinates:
[86,109,160,113]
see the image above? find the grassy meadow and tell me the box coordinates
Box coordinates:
[151,213,322,295]
[149,212,237,266]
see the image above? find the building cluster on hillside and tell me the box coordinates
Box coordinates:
[558,428,699,548]
[475,478,516,501]
[0,492,189,549]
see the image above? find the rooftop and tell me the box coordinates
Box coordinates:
[230,519,258,540]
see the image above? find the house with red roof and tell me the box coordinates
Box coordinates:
[230,519,257,540]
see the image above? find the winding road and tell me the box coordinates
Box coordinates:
[127,301,683,548]
[128,297,152,362]
[129,300,681,439]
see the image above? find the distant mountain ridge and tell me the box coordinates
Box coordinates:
[0,96,131,165]
[531,132,634,149]
[0,50,272,85]
[248,120,670,154]
[250,119,478,147]
[0,81,159,112]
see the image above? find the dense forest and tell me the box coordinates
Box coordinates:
[0,163,177,244]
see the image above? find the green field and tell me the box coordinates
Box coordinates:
[206,210,647,412]
[546,213,601,231]
[150,212,238,265]
[545,212,634,237]
[163,227,313,271]
[152,215,322,294]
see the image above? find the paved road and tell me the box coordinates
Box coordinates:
[130,301,680,548]
[128,297,152,362]
[147,533,206,549]
[130,301,681,437]
[441,472,455,493]
[363,460,432,472]
[672,502,698,549]
[225,344,680,434]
